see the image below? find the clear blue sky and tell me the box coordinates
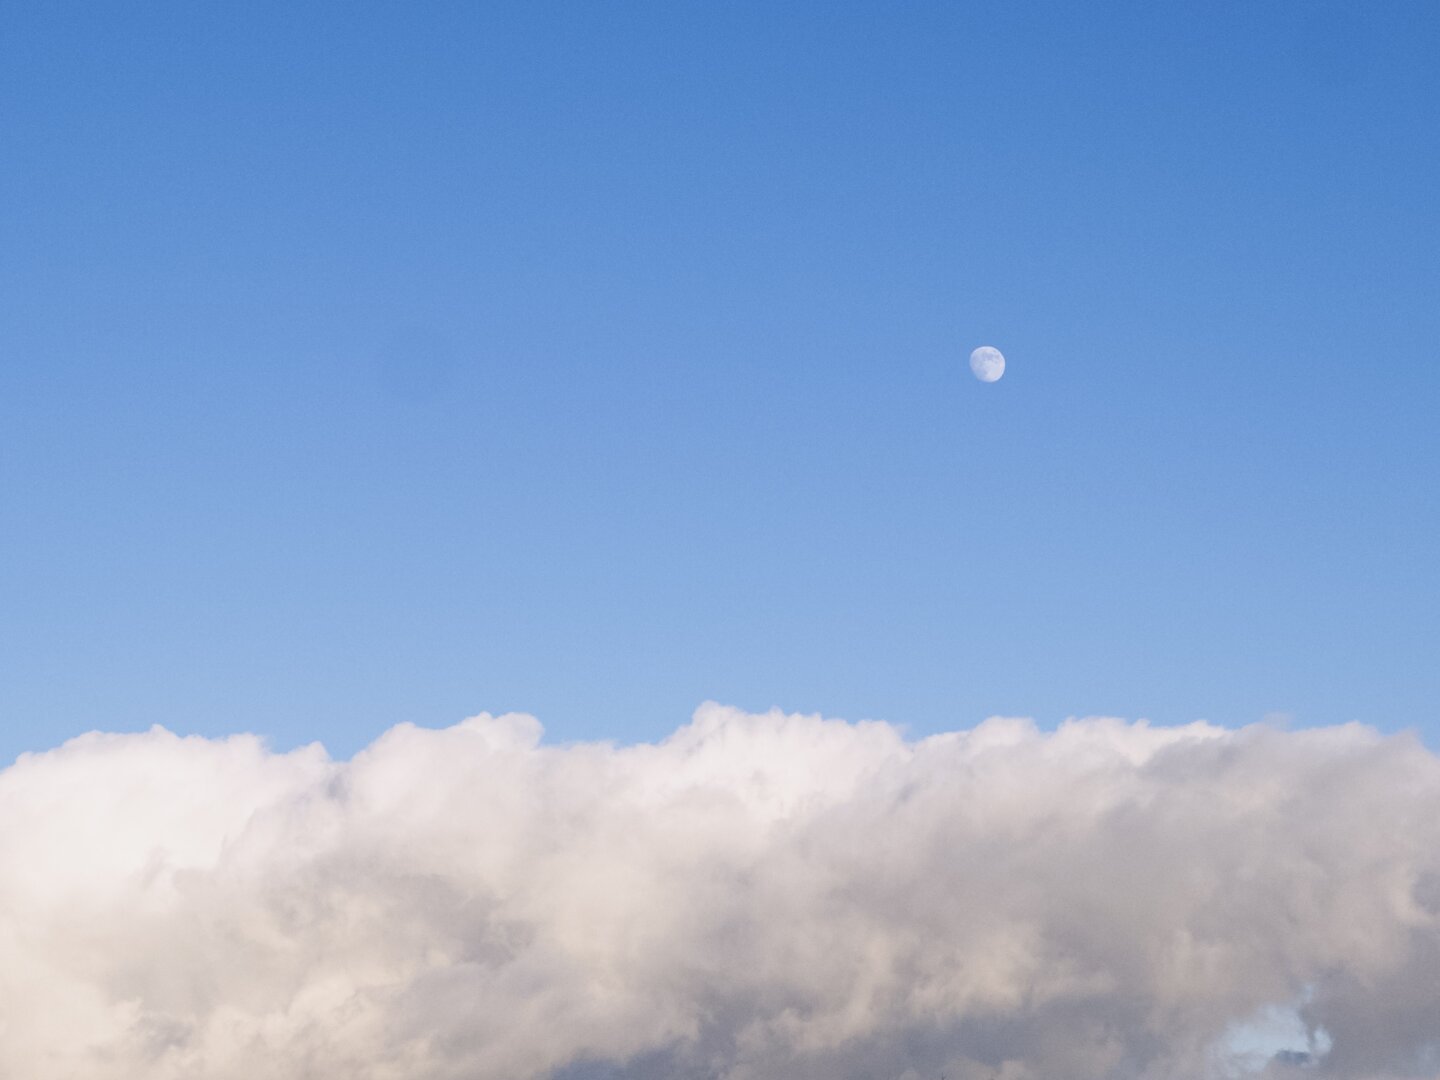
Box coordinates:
[3,1,1437,762]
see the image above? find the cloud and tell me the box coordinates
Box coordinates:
[1,705,1438,1079]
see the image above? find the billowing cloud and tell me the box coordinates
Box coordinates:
[2,705,1438,1079]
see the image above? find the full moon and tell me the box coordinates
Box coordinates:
[969,346,1006,383]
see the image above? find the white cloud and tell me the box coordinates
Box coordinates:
[1,705,1438,1079]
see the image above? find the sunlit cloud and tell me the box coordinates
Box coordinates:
[2,705,1437,1079]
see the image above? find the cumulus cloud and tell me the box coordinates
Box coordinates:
[1,705,1438,1079]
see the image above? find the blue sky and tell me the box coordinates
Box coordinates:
[2,1,1438,762]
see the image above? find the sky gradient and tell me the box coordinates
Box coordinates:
[3,1,1439,761]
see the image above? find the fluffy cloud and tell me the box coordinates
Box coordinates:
[2,705,1438,1079]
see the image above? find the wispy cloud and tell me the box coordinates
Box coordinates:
[2,705,1437,1078]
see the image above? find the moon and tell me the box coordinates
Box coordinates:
[969,346,1006,383]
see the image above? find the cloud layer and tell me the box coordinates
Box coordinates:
[2,705,1438,1079]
